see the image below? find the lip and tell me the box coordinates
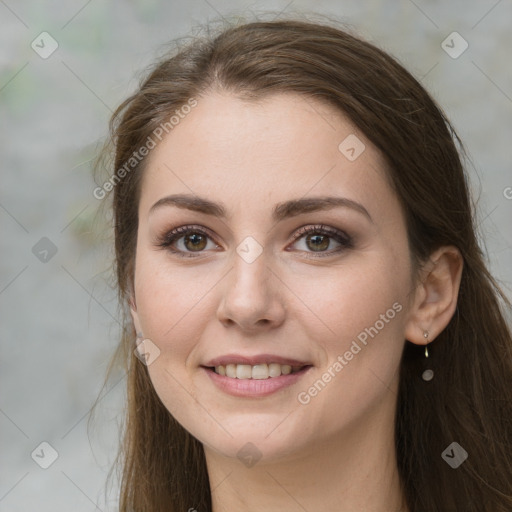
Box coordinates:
[204,353,311,367]
[201,365,313,398]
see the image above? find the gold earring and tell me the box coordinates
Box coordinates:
[422,331,434,381]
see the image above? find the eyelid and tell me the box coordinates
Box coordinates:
[290,223,350,242]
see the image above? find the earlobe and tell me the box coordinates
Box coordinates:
[129,294,143,335]
[404,245,463,345]
[128,294,137,311]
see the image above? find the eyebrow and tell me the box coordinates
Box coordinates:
[149,193,373,223]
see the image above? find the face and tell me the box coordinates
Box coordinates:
[130,91,416,462]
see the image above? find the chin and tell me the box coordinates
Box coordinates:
[186,411,315,465]
[201,433,304,466]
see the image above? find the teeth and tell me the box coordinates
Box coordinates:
[252,364,269,380]
[214,363,301,379]
[269,363,281,378]
[226,364,237,378]
[236,364,252,379]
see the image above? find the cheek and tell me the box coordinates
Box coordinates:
[302,255,408,344]
[133,256,213,383]
[133,257,210,412]
[134,247,209,334]
[301,249,410,392]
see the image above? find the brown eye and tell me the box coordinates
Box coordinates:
[156,226,219,258]
[182,232,208,251]
[303,233,330,252]
[289,225,353,257]
[157,223,353,259]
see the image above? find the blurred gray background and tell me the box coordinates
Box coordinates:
[1,1,511,510]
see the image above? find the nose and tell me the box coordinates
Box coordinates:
[216,249,286,333]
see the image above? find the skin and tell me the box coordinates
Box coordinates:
[130,91,463,512]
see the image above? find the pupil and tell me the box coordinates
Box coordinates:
[308,234,328,251]
[186,233,206,250]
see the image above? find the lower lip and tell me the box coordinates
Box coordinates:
[202,366,312,398]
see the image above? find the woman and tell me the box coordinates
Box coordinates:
[96,17,512,512]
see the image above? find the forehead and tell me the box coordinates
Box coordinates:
[139,91,394,220]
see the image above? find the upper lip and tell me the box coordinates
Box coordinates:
[203,354,312,367]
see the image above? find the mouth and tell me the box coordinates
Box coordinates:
[202,363,313,397]
[201,354,313,397]
[203,363,311,379]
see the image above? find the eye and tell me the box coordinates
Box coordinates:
[288,224,353,258]
[156,225,220,258]
[156,224,353,259]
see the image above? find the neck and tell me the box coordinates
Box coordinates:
[204,390,409,512]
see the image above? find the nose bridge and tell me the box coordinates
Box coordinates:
[230,242,273,306]
[217,238,285,330]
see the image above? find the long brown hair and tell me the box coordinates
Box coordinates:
[94,14,512,512]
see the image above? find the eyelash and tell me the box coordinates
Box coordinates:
[156,224,353,259]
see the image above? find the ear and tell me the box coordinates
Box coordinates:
[128,293,143,337]
[404,246,463,345]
